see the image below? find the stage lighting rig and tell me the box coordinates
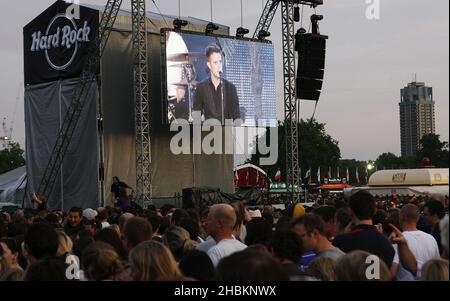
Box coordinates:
[257,30,271,40]
[236,27,250,38]
[173,18,188,30]
[205,22,219,34]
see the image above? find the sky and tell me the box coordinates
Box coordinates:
[0,0,448,161]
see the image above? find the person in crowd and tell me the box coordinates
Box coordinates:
[391,204,440,281]
[56,231,73,258]
[217,249,289,281]
[82,241,123,281]
[97,210,111,229]
[24,256,71,281]
[179,249,216,281]
[94,227,128,261]
[163,226,196,262]
[270,229,319,281]
[421,258,449,281]
[64,207,84,238]
[0,238,24,281]
[440,215,449,259]
[423,199,446,254]
[24,222,59,265]
[123,217,153,252]
[204,204,247,266]
[118,212,134,237]
[178,217,201,242]
[230,201,248,242]
[313,205,337,240]
[244,217,273,251]
[171,209,190,226]
[293,213,345,262]
[128,240,182,281]
[332,191,396,267]
[334,207,352,236]
[308,256,335,281]
[335,250,392,281]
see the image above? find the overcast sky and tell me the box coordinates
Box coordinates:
[0,0,448,161]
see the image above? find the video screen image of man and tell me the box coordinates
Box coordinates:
[193,43,241,125]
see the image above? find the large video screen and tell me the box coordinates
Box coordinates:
[162,30,276,127]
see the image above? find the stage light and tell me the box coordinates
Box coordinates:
[311,14,324,34]
[236,27,249,38]
[173,18,188,30]
[294,3,300,22]
[205,22,219,34]
[257,30,271,40]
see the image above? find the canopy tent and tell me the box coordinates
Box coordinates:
[0,166,26,204]
[344,185,449,199]
[344,168,449,199]
[368,168,449,186]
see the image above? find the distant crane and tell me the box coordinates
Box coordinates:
[1,117,13,149]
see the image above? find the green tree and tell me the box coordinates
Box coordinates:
[248,119,341,181]
[416,134,449,167]
[375,152,415,170]
[0,143,26,174]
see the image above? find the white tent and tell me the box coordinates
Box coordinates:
[0,166,26,205]
[344,168,449,199]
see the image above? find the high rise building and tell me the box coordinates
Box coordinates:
[399,81,435,157]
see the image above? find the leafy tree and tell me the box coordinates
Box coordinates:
[416,134,449,168]
[0,143,26,174]
[248,119,341,181]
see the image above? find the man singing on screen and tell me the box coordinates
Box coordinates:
[193,43,241,124]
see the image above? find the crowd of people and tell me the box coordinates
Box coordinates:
[0,190,448,281]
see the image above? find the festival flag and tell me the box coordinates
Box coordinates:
[336,166,340,178]
[346,167,350,183]
[355,167,360,184]
[304,168,311,185]
[317,167,321,183]
[328,166,331,178]
[274,169,281,181]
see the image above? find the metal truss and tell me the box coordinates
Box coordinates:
[131,0,152,206]
[281,0,301,203]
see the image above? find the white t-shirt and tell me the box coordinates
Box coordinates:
[393,230,440,281]
[196,236,217,253]
[207,238,247,267]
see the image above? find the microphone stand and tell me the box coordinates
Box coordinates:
[220,71,224,124]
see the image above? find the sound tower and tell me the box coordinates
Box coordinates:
[295,32,328,101]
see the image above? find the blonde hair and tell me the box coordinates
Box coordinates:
[309,256,336,281]
[421,258,449,281]
[335,251,391,281]
[56,231,73,257]
[129,240,182,281]
[163,226,196,261]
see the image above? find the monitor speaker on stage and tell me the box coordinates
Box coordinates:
[295,32,328,101]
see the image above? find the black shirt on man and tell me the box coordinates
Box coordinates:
[332,224,395,267]
[193,78,241,123]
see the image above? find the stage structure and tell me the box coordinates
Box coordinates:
[23,0,231,210]
[253,0,324,203]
